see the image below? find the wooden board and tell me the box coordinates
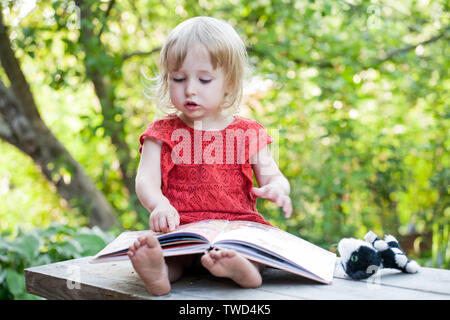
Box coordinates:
[25,256,450,300]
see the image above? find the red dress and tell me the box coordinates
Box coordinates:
[139,115,274,226]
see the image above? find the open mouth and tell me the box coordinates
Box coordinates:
[185,101,200,110]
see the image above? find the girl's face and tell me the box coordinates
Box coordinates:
[168,44,229,123]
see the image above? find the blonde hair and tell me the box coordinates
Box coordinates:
[143,16,248,116]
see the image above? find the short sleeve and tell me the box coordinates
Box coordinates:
[138,117,177,153]
[248,120,274,159]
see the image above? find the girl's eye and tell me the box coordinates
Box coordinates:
[173,78,185,82]
[200,79,212,84]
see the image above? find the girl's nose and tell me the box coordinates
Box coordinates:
[185,79,196,96]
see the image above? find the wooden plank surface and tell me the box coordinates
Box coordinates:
[25,256,450,300]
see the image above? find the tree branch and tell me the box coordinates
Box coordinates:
[0,117,11,140]
[76,0,137,197]
[0,79,37,153]
[98,0,116,38]
[248,45,334,69]
[0,79,117,230]
[370,25,450,67]
[122,47,161,61]
[0,6,42,122]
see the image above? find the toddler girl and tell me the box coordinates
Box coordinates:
[128,16,292,295]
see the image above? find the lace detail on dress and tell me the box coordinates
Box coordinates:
[139,115,274,226]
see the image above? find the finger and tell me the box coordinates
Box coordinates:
[164,216,171,233]
[166,215,173,232]
[284,207,292,218]
[256,188,270,199]
[167,215,174,232]
[265,189,277,201]
[251,187,261,196]
[159,216,167,233]
[168,212,180,232]
[148,215,155,231]
[150,215,158,232]
[150,213,158,231]
[283,198,293,218]
[252,186,268,197]
[152,215,160,232]
[174,212,180,228]
[275,194,285,207]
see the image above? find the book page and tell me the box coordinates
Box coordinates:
[93,230,157,258]
[160,219,230,243]
[92,220,231,262]
[214,221,336,283]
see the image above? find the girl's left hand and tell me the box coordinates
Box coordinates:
[251,185,293,218]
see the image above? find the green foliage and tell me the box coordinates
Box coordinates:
[0,224,116,300]
[0,0,448,279]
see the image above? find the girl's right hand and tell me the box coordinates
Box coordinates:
[149,201,180,233]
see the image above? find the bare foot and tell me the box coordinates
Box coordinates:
[201,248,262,288]
[127,235,170,296]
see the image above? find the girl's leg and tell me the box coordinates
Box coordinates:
[200,248,263,288]
[165,254,196,282]
[128,236,194,296]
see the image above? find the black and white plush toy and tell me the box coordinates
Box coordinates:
[338,231,419,280]
[364,231,420,274]
[337,237,382,279]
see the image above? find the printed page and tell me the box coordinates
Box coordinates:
[93,220,229,261]
[93,230,156,258]
[160,219,230,243]
[214,221,336,283]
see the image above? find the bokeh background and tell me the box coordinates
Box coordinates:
[0,0,448,299]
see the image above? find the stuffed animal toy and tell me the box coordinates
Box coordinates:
[364,231,420,274]
[338,231,419,280]
[337,237,382,280]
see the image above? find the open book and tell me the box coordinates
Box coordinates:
[91,220,336,284]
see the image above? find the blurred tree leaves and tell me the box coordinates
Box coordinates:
[0,0,448,268]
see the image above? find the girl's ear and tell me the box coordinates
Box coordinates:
[224,78,234,96]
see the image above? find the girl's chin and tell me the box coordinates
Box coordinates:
[179,111,203,123]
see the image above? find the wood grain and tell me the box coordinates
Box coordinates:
[25,256,450,300]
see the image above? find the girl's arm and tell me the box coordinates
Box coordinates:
[251,145,293,218]
[136,138,180,232]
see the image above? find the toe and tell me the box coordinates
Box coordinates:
[223,249,236,258]
[145,236,160,248]
[209,249,220,259]
[201,253,214,269]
